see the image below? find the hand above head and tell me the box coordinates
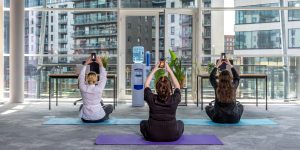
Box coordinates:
[216,59,223,68]
[152,62,160,72]
[85,56,93,65]
[96,56,103,67]
[224,59,233,68]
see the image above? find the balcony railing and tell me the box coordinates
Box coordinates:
[58,38,68,44]
[72,29,117,37]
[74,2,116,8]
[58,29,68,33]
[58,19,68,24]
[73,16,117,25]
[73,43,117,49]
[59,48,68,52]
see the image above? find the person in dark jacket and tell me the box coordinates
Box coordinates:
[140,62,184,142]
[205,59,244,123]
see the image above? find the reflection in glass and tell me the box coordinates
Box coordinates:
[288,1,300,21]
[235,3,280,24]
[235,30,281,49]
[121,0,196,8]
[288,29,300,48]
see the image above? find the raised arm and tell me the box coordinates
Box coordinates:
[96,57,107,92]
[225,60,240,88]
[79,57,93,90]
[165,62,180,89]
[210,59,222,89]
[145,62,159,88]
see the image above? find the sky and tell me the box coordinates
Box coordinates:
[223,0,235,35]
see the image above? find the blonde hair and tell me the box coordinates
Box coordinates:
[87,71,97,85]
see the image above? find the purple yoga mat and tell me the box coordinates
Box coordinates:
[95,134,223,145]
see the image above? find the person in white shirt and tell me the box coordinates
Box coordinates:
[79,56,113,123]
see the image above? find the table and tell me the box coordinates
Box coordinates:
[48,74,117,110]
[197,74,268,110]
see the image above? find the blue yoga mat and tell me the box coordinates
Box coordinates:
[43,118,276,126]
[95,134,223,145]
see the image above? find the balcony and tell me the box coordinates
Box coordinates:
[73,16,117,25]
[203,10,211,14]
[73,42,117,50]
[58,29,68,33]
[74,2,116,8]
[59,48,68,52]
[203,32,211,38]
[58,18,68,24]
[58,12,68,15]
[203,21,211,26]
[180,33,192,38]
[58,38,68,44]
[72,29,117,38]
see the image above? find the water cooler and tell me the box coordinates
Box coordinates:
[132,46,146,107]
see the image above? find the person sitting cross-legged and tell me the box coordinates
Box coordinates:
[79,56,113,123]
[140,62,184,142]
[205,59,243,123]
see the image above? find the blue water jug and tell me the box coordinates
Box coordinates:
[133,46,144,63]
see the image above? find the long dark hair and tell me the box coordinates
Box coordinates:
[156,76,172,102]
[216,70,236,103]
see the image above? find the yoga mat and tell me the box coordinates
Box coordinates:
[95,134,223,145]
[44,118,276,126]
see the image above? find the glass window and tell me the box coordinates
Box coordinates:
[171,14,175,23]
[235,30,281,49]
[171,38,175,46]
[235,3,280,24]
[121,0,196,8]
[288,1,300,21]
[288,29,300,48]
[171,26,175,35]
[171,2,175,8]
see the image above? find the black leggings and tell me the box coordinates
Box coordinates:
[140,120,184,142]
[81,104,113,123]
[205,102,244,123]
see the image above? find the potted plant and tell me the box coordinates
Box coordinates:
[154,49,185,88]
[168,49,185,89]
[101,55,109,69]
[206,62,215,74]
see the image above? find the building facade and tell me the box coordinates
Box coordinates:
[234,0,300,99]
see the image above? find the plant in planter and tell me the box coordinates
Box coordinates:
[101,55,109,69]
[206,62,215,74]
[168,49,185,88]
[154,50,185,88]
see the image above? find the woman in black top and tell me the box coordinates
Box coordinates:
[140,62,184,142]
[205,59,244,123]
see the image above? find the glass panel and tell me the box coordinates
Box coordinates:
[288,1,300,21]
[3,10,118,99]
[125,16,156,95]
[235,30,281,49]
[200,9,300,100]
[288,28,300,48]
[121,0,197,8]
[202,0,280,8]
[166,13,193,94]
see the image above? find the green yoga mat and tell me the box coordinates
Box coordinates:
[44,118,277,126]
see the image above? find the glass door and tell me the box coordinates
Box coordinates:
[164,10,195,98]
[119,10,160,98]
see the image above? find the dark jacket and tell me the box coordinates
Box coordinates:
[207,67,243,123]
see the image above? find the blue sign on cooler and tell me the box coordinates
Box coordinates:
[133,46,144,63]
